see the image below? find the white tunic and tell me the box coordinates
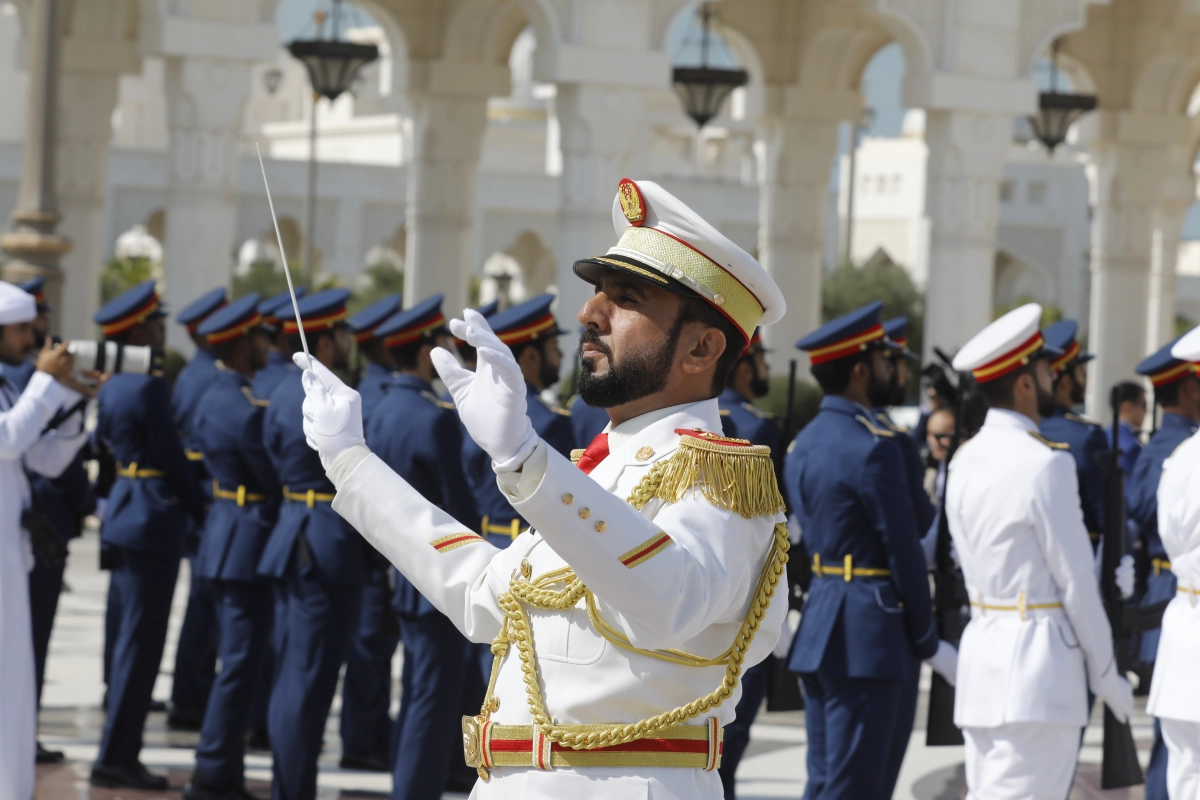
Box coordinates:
[0,371,86,800]
[946,408,1118,728]
[328,399,785,800]
[1149,429,1200,723]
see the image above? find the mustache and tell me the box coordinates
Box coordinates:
[578,329,612,360]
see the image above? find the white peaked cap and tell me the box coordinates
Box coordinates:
[572,178,784,340]
[1171,324,1200,362]
[0,281,36,325]
[953,303,1048,383]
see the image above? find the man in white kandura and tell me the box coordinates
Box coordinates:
[948,303,1135,800]
[296,179,789,799]
[0,282,96,800]
[1150,326,1200,798]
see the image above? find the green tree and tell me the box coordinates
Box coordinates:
[822,259,925,359]
[101,257,156,305]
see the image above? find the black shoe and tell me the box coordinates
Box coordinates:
[339,753,389,772]
[149,699,168,713]
[245,730,270,752]
[90,761,170,791]
[167,709,204,731]
[36,742,64,764]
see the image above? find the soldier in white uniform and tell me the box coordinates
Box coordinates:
[948,304,1135,800]
[294,179,789,800]
[1150,326,1200,798]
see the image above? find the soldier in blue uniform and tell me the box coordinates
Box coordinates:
[168,286,228,732]
[91,281,208,790]
[184,294,280,800]
[785,302,954,799]
[1114,381,1146,474]
[1039,320,1108,549]
[1127,339,1200,800]
[254,289,306,400]
[258,289,366,800]
[4,278,95,764]
[367,295,478,800]
[337,291,403,772]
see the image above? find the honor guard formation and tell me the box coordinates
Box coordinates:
[6,177,1200,800]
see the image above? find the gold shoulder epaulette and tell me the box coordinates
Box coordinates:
[420,391,456,411]
[1029,431,1070,450]
[241,386,269,407]
[855,415,895,438]
[787,439,797,454]
[626,429,784,519]
[1064,412,1101,428]
[570,449,585,466]
[537,397,571,417]
[878,416,910,434]
[718,408,731,417]
[741,402,776,420]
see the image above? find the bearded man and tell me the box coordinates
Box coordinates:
[295,179,789,799]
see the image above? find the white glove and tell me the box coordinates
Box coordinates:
[1116,553,1135,600]
[924,640,958,686]
[293,353,365,470]
[772,609,801,660]
[1096,669,1135,724]
[431,309,537,471]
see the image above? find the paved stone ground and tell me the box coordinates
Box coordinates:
[36,526,1152,799]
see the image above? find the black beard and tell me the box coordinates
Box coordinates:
[1037,383,1057,418]
[1070,380,1085,406]
[577,326,678,408]
[867,366,894,408]
[749,374,769,399]
[887,370,907,406]
[539,356,559,390]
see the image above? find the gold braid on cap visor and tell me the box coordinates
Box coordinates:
[607,227,764,339]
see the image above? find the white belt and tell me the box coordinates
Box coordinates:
[969,590,1063,621]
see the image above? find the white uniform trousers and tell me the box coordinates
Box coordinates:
[963,723,1079,800]
[1161,719,1200,799]
[467,765,722,799]
[0,531,35,800]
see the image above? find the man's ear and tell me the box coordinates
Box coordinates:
[680,324,727,376]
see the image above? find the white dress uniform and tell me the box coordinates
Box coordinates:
[948,304,1130,800]
[1150,326,1200,799]
[0,285,88,800]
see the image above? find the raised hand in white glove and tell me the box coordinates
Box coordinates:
[293,353,365,470]
[431,309,537,471]
[924,640,958,686]
[1116,553,1135,600]
[1096,669,1135,724]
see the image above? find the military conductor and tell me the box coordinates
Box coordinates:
[296,179,789,799]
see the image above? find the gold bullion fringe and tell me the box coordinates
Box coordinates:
[638,435,786,519]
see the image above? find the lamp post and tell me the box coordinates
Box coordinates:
[286,0,378,279]
[1030,39,1097,155]
[671,3,748,129]
[844,108,874,266]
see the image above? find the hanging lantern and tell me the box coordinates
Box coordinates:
[287,1,378,103]
[672,3,748,129]
[1029,39,1097,155]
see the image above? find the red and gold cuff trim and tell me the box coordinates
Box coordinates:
[972,332,1045,383]
[383,314,446,348]
[429,532,485,553]
[1149,362,1198,387]
[1051,340,1080,373]
[620,533,673,568]
[283,308,347,334]
[101,296,161,337]
[206,312,264,344]
[475,720,723,770]
[808,324,886,365]
[496,314,557,345]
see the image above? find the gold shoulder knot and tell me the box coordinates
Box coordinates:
[1064,412,1102,428]
[878,416,910,434]
[420,391,456,411]
[570,449,585,466]
[1029,431,1070,450]
[241,386,270,407]
[741,402,776,420]
[855,415,895,438]
[718,408,731,417]
[623,428,784,519]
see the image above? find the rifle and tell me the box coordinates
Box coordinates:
[926,350,967,746]
[1099,388,1147,788]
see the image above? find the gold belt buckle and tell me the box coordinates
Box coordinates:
[462,715,489,781]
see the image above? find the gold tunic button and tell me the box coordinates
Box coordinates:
[520,559,532,579]
[594,521,606,533]
[635,446,655,462]
[579,508,591,519]
[561,493,573,505]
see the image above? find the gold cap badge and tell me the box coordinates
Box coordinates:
[618,178,646,227]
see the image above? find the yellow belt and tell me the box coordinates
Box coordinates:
[184,449,205,462]
[116,462,164,479]
[811,554,891,581]
[970,591,1063,621]
[481,516,527,541]
[1152,558,1173,577]
[212,480,266,506]
[283,486,335,508]
[463,719,723,772]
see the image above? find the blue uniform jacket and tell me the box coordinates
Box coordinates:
[356,360,395,424]
[1118,421,1142,476]
[191,368,280,582]
[1127,411,1197,662]
[260,370,367,587]
[785,396,938,681]
[464,382,574,543]
[95,373,207,558]
[875,408,936,538]
[366,374,477,615]
[172,349,219,441]
[569,394,610,449]
[253,350,295,401]
[1040,406,1108,540]
[718,388,781,475]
